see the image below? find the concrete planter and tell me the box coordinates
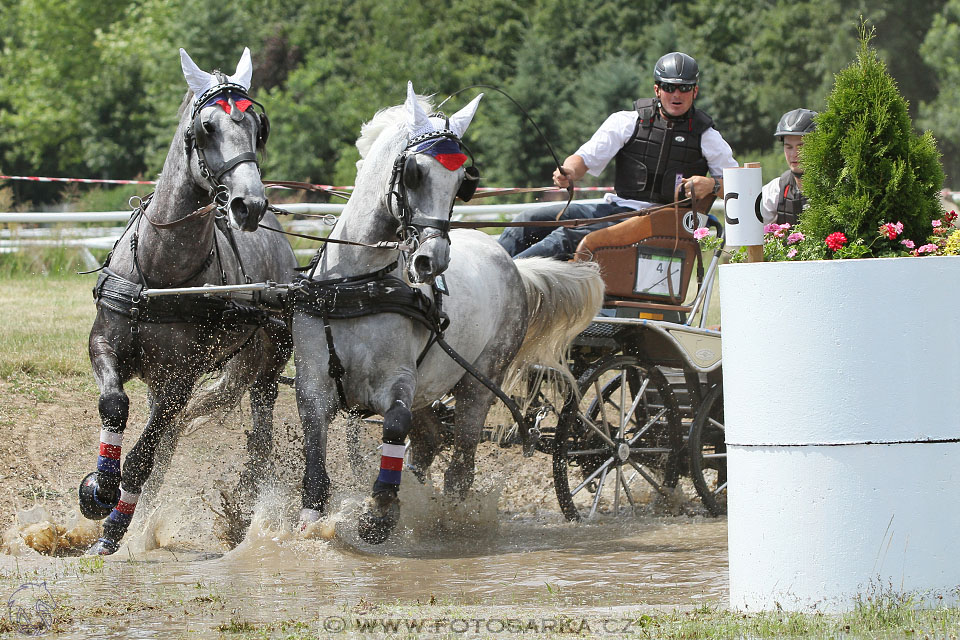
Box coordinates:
[720,256,960,612]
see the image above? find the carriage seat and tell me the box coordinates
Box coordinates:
[573,195,715,319]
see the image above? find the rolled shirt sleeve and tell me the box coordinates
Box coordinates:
[574,111,639,176]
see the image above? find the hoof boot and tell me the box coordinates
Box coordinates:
[357,495,400,545]
[78,472,119,520]
[87,537,120,556]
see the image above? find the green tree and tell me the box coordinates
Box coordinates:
[799,24,944,258]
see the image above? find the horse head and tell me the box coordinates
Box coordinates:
[181,47,269,231]
[397,82,483,283]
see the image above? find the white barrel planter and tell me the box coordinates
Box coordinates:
[720,256,960,612]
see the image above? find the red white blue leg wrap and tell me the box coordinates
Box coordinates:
[376,443,406,487]
[97,429,122,475]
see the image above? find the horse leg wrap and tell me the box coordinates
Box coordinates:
[95,429,122,501]
[101,487,140,545]
[373,402,411,495]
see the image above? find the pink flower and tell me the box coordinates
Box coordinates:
[901,239,915,249]
[894,221,904,234]
[825,232,847,252]
[763,223,780,234]
[917,243,939,254]
[787,232,805,245]
[693,227,709,240]
[787,248,797,258]
[932,219,942,228]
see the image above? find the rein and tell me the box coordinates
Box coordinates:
[259,198,697,248]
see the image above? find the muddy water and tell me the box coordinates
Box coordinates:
[2,404,727,637]
[2,479,727,638]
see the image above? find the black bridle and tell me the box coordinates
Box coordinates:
[183,73,270,207]
[386,128,480,250]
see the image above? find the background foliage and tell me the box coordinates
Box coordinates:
[797,23,944,259]
[1,0,957,207]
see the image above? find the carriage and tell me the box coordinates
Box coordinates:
[549,198,728,520]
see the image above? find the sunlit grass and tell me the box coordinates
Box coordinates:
[0,273,95,379]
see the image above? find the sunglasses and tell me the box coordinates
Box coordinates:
[658,83,696,93]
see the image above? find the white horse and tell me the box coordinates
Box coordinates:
[292,83,604,543]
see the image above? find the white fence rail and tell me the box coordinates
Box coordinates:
[1,198,724,269]
[1,201,592,269]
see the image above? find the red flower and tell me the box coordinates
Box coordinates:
[825,232,848,252]
[945,210,958,224]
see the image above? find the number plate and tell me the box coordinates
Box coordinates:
[633,247,683,298]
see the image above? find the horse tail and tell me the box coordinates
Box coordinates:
[505,257,605,397]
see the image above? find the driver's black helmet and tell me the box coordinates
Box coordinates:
[654,52,699,85]
[775,108,817,139]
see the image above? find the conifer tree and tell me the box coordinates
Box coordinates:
[798,22,944,259]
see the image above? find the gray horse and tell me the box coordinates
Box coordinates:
[292,83,604,544]
[78,48,297,555]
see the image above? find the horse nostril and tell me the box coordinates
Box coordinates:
[230,197,248,225]
[413,255,432,278]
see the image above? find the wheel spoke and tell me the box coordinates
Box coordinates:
[621,376,650,440]
[708,417,724,430]
[618,469,637,508]
[613,465,622,512]
[577,414,619,449]
[627,459,673,500]
[625,407,669,445]
[593,379,613,441]
[702,452,727,460]
[569,456,615,498]
[713,480,728,496]
[567,447,609,457]
[629,446,674,455]
[588,465,609,518]
[618,370,628,440]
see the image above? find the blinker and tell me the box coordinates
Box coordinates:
[403,154,421,190]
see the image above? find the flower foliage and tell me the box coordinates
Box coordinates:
[732,211,960,262]
[795,21,945,260]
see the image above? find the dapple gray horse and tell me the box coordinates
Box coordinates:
[78,48,297,555]
[292,83,604,543]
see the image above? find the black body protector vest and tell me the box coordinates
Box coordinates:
[614,98,713,204]
[774,170,806,225]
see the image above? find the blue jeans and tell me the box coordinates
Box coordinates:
[497,202,634,260]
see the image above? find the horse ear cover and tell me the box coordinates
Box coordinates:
[457,165,480,202]
[403,154,421,190]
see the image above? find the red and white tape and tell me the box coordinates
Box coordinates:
[1,174,614,192]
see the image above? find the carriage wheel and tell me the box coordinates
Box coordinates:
[553,354,684,521]
[688,383,727,516]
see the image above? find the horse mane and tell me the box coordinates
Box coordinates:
[351,93,435,202]
[177,90,194,118]
[355,94,435,161]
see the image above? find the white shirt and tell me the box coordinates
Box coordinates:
[574,109,739,210]
[760,177,782,225]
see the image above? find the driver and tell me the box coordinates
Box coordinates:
[498,51,738,260]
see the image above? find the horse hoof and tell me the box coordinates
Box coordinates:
[357,495,400,545]
[86,537,120,556]
[78,472,119,520]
